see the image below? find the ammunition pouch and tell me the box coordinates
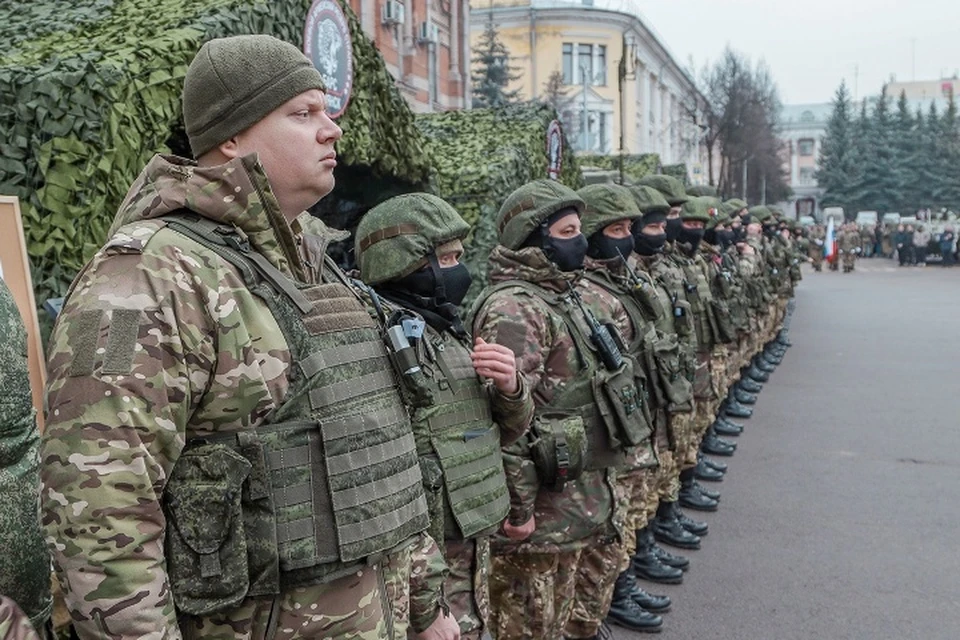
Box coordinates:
[529,411,587,492]
[672,299,694,338]
[593,362,651,450]
[709,298,737,344]
[647,330,693,412]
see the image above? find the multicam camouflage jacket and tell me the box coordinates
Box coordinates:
[0,279,51,633]
[40,154,446,639]
[471,246,622,554]
[0,596,41,640]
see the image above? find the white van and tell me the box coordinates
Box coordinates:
[856,211,879,226]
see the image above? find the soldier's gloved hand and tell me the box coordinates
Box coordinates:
[471,337,520,396]
[417,609,461,640]
[502,514,535,540]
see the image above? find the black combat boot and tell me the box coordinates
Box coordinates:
[620,567,672,612]
[651,537,690,571]
[763,346,783,365]
[701,431,735,457]
[651,500,701,549]
[606,572,664,633]
[777,329,792,348]
[747,362,770,382]
[755,354,777,373]
[733,387,758,404]
[679,468,718,513]
[712,418,743,437]
[675,507,710,537]
[738,375,763,393]
[632,527,684,583]
[694,458,724,482]
[708,424,738,450]
[700,453,728,472]
[694,479,721,501]
[722,396,753,418]
[715,414,744,433]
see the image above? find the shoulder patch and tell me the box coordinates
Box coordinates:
[101,220,168,256]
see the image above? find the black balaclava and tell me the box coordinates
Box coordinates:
[665,216,683,242]
[377,254,471,336]
[523,208,588,272]
[763,224,778,239]
[587,229,635,261]
[677,225,705,254]
[716,228,736,249]
[635,229,667,256]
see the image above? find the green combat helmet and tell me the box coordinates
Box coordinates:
[577,183,643,238]
[686,184,718,197]
[355,193,470,286]
[497,179,585,250]
[722,198,748,217]
[680,196,715,223]
[637,174,689,206]
[748,205,773,223]
[707,204,730,230]
[628,185,671,215]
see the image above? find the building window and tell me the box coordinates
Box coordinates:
[595,45,606,86]
[562,43,573,84]
[799,167,816,185]
[578,44,592,85]
[798,138,815,156]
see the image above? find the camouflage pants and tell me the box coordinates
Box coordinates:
[181,552,406,640]
[842,251,856,270]
[488,550,581,640]
[667,412,696,478]
[617,467,657,562]
[429,538,491,640]
[565,534,623,639]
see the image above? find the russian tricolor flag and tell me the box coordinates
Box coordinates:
[824,218,837,263]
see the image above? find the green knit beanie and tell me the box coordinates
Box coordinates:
[183,35,327,158]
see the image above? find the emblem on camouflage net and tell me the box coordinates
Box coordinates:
[547,120,563,180]
[304,0,354,119]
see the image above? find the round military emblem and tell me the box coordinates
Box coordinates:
[304,0,354,119]
[546,120,563,180]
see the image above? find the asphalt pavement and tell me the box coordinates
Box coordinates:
[614,259,960,640]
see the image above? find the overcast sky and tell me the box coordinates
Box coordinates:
[635,0,960,105]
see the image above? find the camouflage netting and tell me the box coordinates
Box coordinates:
[0,0,430,308]
[415,103,583,302]
[577,153,660,184]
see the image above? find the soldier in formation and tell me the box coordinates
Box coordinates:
[27,34,804,640]
[837,222,863,272]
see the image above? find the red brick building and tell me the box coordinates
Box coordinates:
[345,0,471,111]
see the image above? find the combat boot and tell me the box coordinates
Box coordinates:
[651,500,701,550]
[617,567,672,612]
[733,387,758,405]
[715,414,744,432]
[712,418,742,437]
[676,507,710,536]
[763,346,783,364]
[694,479,721,501]
[747,362,770,382]
[701,432,735,457]
[606,572,663,633]
[700,453,728,472]
[738,376,763,393]
[632,527,684,583]
[651,540,690,571]
[694,458,724,482]
[722,398,753,418]
[776,330,792,348]
[679,469,718,513]
[755,354,777,372]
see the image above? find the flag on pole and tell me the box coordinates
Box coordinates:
[824,218,837,263]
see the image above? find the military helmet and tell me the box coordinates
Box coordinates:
[577,184,642,238]
[628,185,671,215]
[686,184,717,198]
[497,179,585,250]
[748,205,773,223]
[707,202,731,229]
[722,198,748,217]
[680,196,715,223]
[356,193,470,285]
[637,174,689,206]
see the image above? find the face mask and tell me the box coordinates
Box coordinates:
[587,232,635,261]
[717,229,736,249]
[635,231,667,256]
[438,263,472,307]
[544,233,588,272]
[665,217,683,242]
[740,214,752,226]
[678,226,705,253]
[763,225,778,238]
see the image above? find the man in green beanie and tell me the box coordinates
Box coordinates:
[354,193,535,640]
[472,180,645,640]
[41,34,456,640]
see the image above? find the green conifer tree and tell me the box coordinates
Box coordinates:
[934,94,960,209]
[857,86,901,213]
[470,16,522,108]
[817,81,860,214]
[892,91,918,213]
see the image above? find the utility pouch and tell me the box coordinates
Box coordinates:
[650,332,693,410]
[593,363,651,449]
[529,411,587,492]
[672,299,694,337]
[164,444,252,616]
[710,298,737,344]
